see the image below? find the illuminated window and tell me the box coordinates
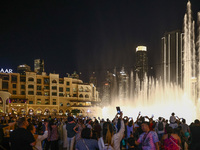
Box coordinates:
[73,88,77,92]
[37,99,41,104]
[79,87,83,92]
[44,92,49,96]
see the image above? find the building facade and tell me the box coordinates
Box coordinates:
[34,59,44,75]
[0,71,100,116]
[135,46,148,82]
[161,31,183,86]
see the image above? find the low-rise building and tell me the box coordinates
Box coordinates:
[0,71,100,116]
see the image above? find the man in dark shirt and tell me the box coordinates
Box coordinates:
[66,116,76,150]
[10,117,35,150]
[190,119,200,150]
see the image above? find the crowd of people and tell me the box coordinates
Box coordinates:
[0,111,200,150]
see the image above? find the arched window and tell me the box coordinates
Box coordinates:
[85,94,89,98]
[79,87,84,92]
[85,87,90,92]
[79,94,83,98]
[52,80,57,84]
[67,103,70,107]
[28,77,34,82]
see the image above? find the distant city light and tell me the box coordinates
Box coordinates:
[136,46,147,52]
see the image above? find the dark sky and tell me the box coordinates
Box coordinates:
[0,0,200,83]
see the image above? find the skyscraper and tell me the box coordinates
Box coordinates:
[161,31,183,86]
[135,46,148,81]
[34,59,44,75]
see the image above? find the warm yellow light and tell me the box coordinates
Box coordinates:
[136,46,147,52]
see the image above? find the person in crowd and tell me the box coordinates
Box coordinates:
[62,120,68,149]
[0,120,16,150]
[66,116,77,150]
[190,119,200,150]
[155,117,165,141]
[135,121,159,150]
[98,112,125,150]
[169,113,178,129]
[27,122,48,150]
[74,118,85,141]
[93,119,101,139]
[47,119,59,150]
[86,119,93,129]
[180,118,190,136]
[127,132,138,150]
[161,126,181,150]
[10,117,35,150]
[75,127,99,150]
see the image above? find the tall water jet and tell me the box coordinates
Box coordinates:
[98,1,199,124]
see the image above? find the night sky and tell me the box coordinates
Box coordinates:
[0,0,200,84]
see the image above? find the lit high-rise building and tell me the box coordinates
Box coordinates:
[161,31,183,86]
[34,59,44,75]
[17,64,31,75]
[135,46,148,81]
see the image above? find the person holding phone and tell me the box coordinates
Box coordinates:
[98,111,125,150]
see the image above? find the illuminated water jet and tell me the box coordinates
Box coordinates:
[95,1,200,124]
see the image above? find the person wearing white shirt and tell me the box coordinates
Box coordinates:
[27,122,48,150]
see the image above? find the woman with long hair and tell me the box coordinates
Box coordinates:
[161,127,181,150]
[98,112,125,150]
[47,119,59,150]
